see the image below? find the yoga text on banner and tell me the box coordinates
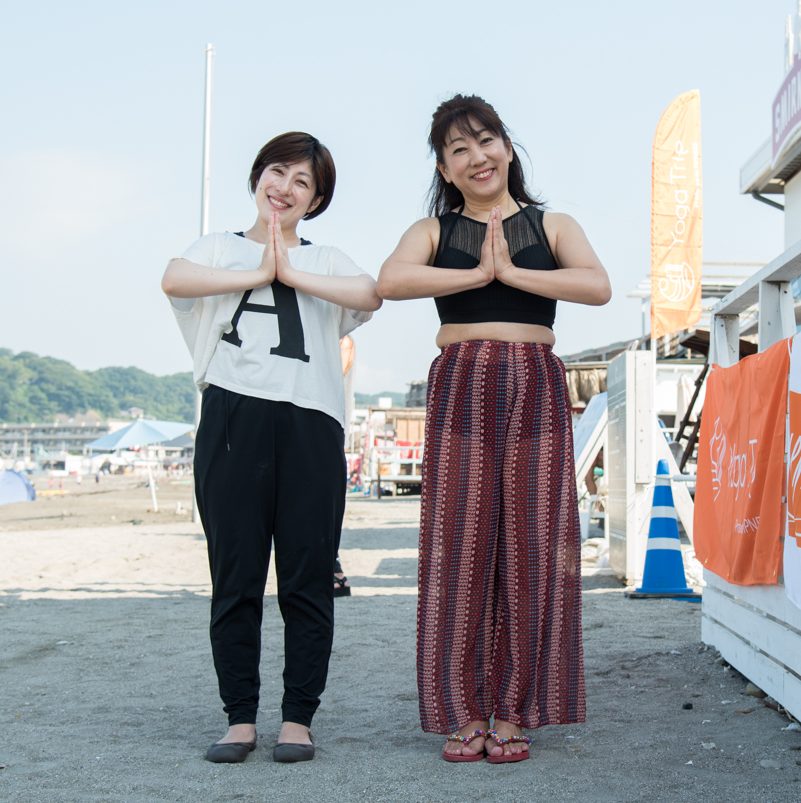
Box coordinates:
[694,338,789,585]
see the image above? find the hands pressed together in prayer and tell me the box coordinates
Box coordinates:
[476,207,516,286]
[257,212,297,287]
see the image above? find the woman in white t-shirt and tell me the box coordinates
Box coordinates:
[162,132,380,764]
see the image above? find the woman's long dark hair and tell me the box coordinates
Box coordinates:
[426,94,542,217]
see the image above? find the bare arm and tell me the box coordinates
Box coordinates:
[161,218,278,299]
[274,224,381,312]
[280,269,382,311]
[377,218,493,300]
[160,258,272,299]
[494,212,611,306]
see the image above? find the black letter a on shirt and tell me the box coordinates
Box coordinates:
[221,281,310,362]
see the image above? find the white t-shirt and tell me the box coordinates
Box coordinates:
[168,231,371,428]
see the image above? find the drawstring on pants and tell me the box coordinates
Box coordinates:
[224,390,231,452]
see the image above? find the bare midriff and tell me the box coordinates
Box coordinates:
[435,321,556,349]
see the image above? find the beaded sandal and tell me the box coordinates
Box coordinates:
[485,728,532,764]
[441,728,486,763]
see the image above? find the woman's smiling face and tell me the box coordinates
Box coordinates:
[437,118,513,200]
[254,159,320,230]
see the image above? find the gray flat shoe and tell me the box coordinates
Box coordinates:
[204,738,257,763]
[273,732,315,763]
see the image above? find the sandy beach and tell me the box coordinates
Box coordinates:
[1,478,800,802]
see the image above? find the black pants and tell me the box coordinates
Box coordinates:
[194,385,346,727]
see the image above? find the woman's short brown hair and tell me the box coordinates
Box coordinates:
[248,132,336,220]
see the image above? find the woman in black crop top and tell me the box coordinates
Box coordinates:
[378,95,610,764]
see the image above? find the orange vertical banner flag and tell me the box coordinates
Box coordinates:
[651,90,703,339]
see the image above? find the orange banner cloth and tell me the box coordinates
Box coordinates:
[651,89,702,339]
[785,333,801,609]
[694,339,789,585]
[788,391,801,548]
[340,335,354,376]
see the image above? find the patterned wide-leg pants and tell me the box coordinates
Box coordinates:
[417,341,586,734]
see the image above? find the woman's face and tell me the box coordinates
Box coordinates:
[437,119,513,200]
[254,159,320,230]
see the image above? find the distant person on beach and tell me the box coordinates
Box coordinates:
[378,95,611,763]
[161,132,380,764]
[334,335,356,598]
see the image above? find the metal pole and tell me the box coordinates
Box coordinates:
[200,43,214,236]
[192,43,214,525]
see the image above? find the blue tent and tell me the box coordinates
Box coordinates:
[0,469,36,505]
[87,419,193,451]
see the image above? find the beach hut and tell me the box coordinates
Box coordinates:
[87,419,193,452]
[699,13,801,722]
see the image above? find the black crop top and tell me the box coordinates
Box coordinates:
[433,204,559,328]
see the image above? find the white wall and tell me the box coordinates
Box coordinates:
[703,572,801,721]
[607,351,655,583]
[785,171,801,248]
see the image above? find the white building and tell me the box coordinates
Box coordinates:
[703,10,801,722]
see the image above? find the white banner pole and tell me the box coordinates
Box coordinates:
[192,43,214,525]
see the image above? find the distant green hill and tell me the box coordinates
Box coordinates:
[0,349,195,423]
[0,348,412,423]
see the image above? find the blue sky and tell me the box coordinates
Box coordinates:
[1,0,791,392]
